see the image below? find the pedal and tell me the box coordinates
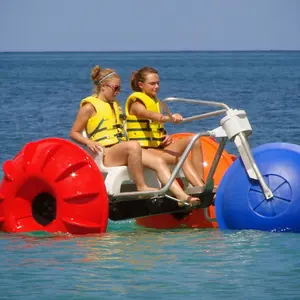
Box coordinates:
[189,190,215,208]
[177,200,190,208]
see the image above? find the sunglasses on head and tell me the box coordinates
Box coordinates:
[103,83,121,93]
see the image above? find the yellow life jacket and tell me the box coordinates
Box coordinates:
[125,92,165,148]
[80,96,127,147]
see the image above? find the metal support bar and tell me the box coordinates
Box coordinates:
[204,207,217,223]
[235,132,273,199]
[204,137,227,190]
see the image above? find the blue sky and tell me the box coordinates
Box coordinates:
[0,0,299,51]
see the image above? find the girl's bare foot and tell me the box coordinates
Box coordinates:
[178,195,201,207]
[137,186,159,192]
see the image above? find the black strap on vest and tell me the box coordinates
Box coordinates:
[87,118,105,138]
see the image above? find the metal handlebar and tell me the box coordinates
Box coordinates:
[161,97,230,123]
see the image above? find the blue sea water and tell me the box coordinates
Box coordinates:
[0,51,300,299]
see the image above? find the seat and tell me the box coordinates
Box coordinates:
[87,149,160,195]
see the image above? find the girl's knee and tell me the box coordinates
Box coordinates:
[184,136,193,142]
[156,157,166,166]
[194,138,201,147]
[188,136,201,149]
[180,136,193,148]
[127,141,142,152]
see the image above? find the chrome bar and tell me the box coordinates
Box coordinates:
[161,97,231,110]
[160,97,229,124]
[236,132,273,199]
[204,207,217,223]
[205,137,227,189]
[181,109,227,123]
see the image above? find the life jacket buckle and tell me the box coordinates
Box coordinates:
[115,132,124,138]
[113,124,123,129]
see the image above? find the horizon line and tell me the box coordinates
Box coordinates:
[1,49,300,54]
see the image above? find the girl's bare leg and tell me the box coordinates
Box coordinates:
[104,141,157,191]
[141,149,199,202]
[189,137,204,183]
[148,137,205,187]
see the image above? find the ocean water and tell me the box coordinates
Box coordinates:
[0,51,300,299]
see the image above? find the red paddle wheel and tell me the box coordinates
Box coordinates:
[0,138,109,234]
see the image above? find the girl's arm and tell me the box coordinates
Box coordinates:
[130,100,171,123]
[69,104,103,153]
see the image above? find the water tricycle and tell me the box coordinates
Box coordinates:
[1,97,300,234]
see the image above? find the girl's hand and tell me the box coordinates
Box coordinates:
[86,140,104,154]
[162,135,173,147]
[171,113,183,124]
